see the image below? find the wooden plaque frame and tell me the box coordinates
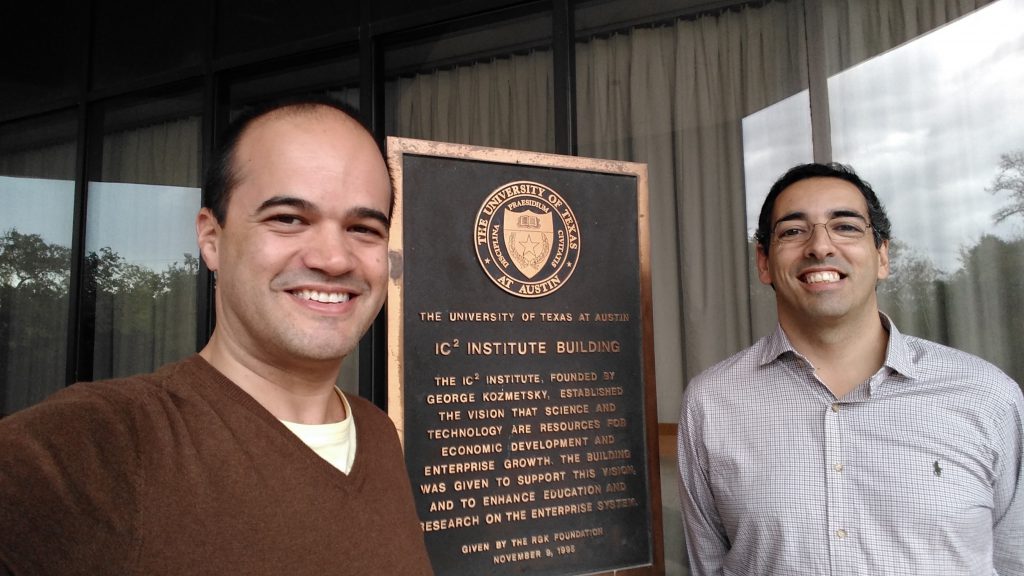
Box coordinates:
[387,137,663,576]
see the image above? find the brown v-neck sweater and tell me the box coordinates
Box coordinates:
[0,355,433,575]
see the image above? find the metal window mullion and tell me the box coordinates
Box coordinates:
[359,0,388,409]
[804,0,833,163]
[553,0,577,156]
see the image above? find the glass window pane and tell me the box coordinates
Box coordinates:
[84,92,203,380]
[384,11,555,153]
[0,111,78,415]
[742,90,814,336]
[827,0,1024,385]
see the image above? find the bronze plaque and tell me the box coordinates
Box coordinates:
[387,138,663,576]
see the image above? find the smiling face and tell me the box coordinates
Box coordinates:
[757,176,890,332]
[196,106,391,372]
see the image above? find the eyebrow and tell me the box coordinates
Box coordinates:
[773,208,868,226]
[254,195,316,215]
[254,195,390,226]
[352,206,391,228]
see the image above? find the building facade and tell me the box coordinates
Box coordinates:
[2,0,1022,572]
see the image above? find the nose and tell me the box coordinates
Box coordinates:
[303,225,356,276]
[803,223,836,260]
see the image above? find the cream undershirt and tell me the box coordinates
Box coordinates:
[280,388,357,474]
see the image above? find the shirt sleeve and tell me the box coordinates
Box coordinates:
[993,386,1024,576]
[677,386,730,576]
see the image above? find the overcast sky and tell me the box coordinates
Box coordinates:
[1,178,199,272]
[744,0,1024,274]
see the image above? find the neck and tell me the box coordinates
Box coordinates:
[780,310,889,398]
[199,331,345,424]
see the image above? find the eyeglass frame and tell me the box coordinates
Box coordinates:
[770,211,875,246]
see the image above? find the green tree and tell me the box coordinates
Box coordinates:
[0,228,71,294]
[2,228,198,414]
[85,248,198,380]
[0,228,71,415]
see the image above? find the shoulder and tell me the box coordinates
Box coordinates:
[678,339,775,438]
[897,335,1024,423]
[683,338,770,403]
[3,373,153,432]
[0,357,203,452]
[0,363,204,575]
[902,335,1021,396]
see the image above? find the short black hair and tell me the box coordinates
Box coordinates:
[202,96,386,225]
[755,162,891,255]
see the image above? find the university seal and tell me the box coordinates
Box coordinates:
[474,181,580,298]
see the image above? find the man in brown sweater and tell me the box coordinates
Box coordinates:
[0,100,434,575]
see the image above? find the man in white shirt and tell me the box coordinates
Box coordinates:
[678,162,1023,575]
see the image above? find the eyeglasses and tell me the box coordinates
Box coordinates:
[772,216,872,245]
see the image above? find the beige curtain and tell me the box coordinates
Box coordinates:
[385,50,554,153]
[0,143,77,180]
[101,117,202,186]
[823,0,993,74]
[578,1,809,404]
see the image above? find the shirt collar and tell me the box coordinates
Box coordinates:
[878,313,918,380]
[759,324,797,367]
[760,312,920,381]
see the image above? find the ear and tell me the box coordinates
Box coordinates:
[876,239,890,280]
[756,244,773,286]
[196,208,222,272]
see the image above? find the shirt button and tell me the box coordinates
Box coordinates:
[834,463,844,473]
[835,529,848,539]
[831,403,840,412]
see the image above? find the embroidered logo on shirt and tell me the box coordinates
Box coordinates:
[933,460,942,477]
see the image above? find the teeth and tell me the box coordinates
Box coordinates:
[295,289,350,303]
[804,271,840,284]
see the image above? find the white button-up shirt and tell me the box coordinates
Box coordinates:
[678,315,1024,575]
